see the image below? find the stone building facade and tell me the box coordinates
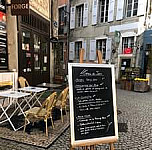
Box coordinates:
[69,0,152,81]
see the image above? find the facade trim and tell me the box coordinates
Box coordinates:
[109,22,138,32]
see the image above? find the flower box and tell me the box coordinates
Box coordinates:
[134,78,149,92]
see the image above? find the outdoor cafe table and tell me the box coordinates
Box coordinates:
[37,83,63,89]
[36,83,64,92]
[18,86,48,108]
[0,91,31,131]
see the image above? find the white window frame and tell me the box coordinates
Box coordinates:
[125,0,138,17]
[75,41,82,61]
[122,36,134,54]
[99,0,109,23]
[58,6,67,34]
[96,39,107,60]
[76,4,84,28]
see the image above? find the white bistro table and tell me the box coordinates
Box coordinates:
[19,86,48,108]
[37,83,63,91]
[0,91,31,131]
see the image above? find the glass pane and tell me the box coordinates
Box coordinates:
[34,54,40,70]
[34,34,40,52]
[22,52,32,73]
[43,55,47,71]
[75,42,82,60]
[41,39,48,72]
[22,31,30,51]
[42,42,47,54]
[127,11,131,17]
[76,5,84,27]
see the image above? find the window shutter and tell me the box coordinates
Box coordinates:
[106,38,112,60]
[108,0,115,22]
[92,0,98,25]
[89,40,96,60]
[83,3,89,27]
[137,0,147,16]
[69,42,75,60]
[82,41,87,60]
[70,7,75,29]
[116,0,124,20]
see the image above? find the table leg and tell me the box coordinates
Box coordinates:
[0,103,17,131]
[31,92,45,107]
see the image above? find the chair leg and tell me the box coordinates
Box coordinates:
[45,119,48,137]
[64,106,67,115]
[50,116,54,129]
[23,118,27,133]
[60,108,63,123]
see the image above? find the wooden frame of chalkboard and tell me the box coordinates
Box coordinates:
[68,63,118,147]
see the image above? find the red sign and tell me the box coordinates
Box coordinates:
[124,48,132,54]
[0,11,6,22]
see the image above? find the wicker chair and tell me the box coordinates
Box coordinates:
[18,76,29,88]
[55,87,69,123]
[23,92,57,136]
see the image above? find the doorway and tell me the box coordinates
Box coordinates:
[19,30,50,86]
[120,59,131,77]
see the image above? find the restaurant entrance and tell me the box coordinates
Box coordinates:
[18,11,50,85]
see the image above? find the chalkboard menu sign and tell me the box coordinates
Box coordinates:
[68,63,118,147]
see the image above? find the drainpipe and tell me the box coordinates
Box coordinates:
[66,0,70,75]
[50,0,54,82]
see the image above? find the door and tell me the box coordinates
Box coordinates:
[120,59,131,77]
[41,37,50,84]
[19,30,33,84]
[33,34,42,84]
[54,42,64,83]
[33,33,50,85]
[19,30,50,86]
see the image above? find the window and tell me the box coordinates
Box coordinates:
[96,39,106,59]
[122,37,134,53]
[126,0,138,17]
[22,31,30,51]
[58,6,67,34]
[75,41,82,60]
[21,15,49,34]
[34,34,40,53]
[33,34,41,71]
[99,0,109,23]
[41,38,48,72]
[76,5,84,27]
[21,31,32,72]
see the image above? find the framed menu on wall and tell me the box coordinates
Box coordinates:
[68,63,118,147]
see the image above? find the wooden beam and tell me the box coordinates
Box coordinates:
[97,50,102,64]
[79,48,85,63]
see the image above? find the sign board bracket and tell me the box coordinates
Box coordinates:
[70,48,115,150]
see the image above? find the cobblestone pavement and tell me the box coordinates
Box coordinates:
[0,87,152,150]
